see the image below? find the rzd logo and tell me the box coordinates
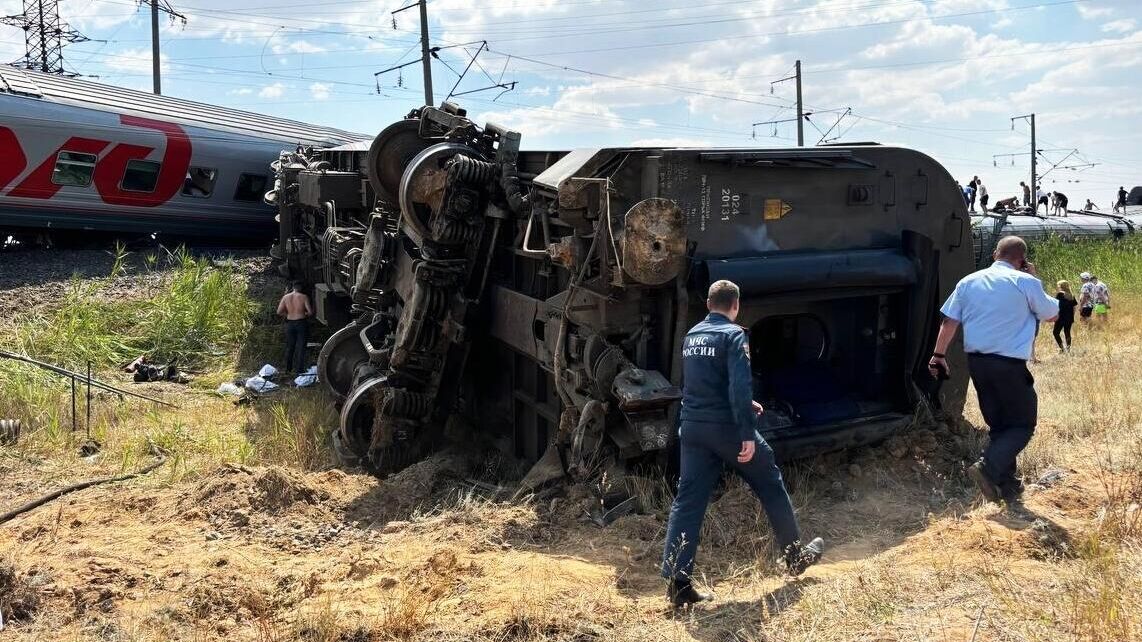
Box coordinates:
[0,115,192,208]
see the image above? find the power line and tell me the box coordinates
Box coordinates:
[52,0,1140,165]
[98,0,1084,51]
[465,0,1090,53]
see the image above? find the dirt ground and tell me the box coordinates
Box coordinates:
[1,250,1139,641]
[0,427,1128,641]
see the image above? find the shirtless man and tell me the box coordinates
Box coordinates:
[276,281,313,373]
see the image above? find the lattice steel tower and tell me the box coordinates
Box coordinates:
[1,0,89,76]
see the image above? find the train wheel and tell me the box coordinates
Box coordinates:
[367,119,431,206]
[338,376,438,476]
[397,142,481,247]
[338,375,385,461]
[317,322,370,401]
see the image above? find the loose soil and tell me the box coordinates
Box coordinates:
[1,249,1138,641]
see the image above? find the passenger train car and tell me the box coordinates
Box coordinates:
[0,67,367,240]
[969,186,1142,266]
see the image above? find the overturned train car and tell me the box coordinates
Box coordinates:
[272,103,973,477]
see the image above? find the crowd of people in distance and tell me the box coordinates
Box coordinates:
[957,178,1130,217]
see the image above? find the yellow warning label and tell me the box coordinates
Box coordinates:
[763,199,793,220]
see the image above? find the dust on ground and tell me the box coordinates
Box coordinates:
[1,421,1132,642]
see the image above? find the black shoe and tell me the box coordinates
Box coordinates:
[968,461,1001,503]
[783,537,825,576]
[1000,481,1026,505]
[667,580,711,607]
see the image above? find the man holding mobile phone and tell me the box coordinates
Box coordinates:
[928,237,1058,505]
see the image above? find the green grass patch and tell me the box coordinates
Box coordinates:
[1029,235,1142,295]
[3,245,256,372]
[0,246,261,459]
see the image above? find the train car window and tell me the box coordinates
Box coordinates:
[121,159,162,192]
[50,151,98,187]
[234,173,268,202]
[181,167,217,198]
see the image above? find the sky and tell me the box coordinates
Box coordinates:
[2,0,1140,206]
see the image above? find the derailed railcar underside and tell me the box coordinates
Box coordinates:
[270,103,972,482]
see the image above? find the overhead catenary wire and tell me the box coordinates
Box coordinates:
[58,0,1132,115]
[43,0,1137,166]
[454,0,1091,54]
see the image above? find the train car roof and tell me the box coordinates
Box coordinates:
[0,66,370,148]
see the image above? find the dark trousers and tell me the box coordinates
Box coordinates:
[967,353,1037,495]
[1053,320,1073,349]
[661,421,800,581]
[284,319,308,372]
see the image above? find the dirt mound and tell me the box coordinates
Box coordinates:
[345,449,475,525]
[187,464,334,519]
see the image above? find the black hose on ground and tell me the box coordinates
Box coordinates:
[0,454,167,526]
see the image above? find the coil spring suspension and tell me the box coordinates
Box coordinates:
[448,154,497,184]
[368,386,432,451]
[433,219,480,245]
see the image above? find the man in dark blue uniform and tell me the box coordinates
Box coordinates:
[661,280,824,607]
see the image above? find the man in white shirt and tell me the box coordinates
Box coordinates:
[1035,186,1049,215]
[929,236,1058,504]
[977,181,989,212]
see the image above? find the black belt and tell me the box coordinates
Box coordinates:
[966,352,1025,365]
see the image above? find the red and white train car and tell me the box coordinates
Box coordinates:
[0,67,367,240]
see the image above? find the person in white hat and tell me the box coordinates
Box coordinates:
[1078,272,1095,323]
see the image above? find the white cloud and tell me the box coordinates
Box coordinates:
[101,48,169,75]
[1077,5,1115,20]
[309,82,331,100]
[258,82,287,99]
[272,40,327,55]
[227,87,254,96]
[1101,19,1136,34]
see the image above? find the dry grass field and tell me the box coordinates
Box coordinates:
[0,243,1139,642]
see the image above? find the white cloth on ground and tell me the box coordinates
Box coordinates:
[216,382,243,396]
[245,376,279,392]
[293,365,318,387]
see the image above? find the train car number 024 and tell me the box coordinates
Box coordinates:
[719,188,754,221]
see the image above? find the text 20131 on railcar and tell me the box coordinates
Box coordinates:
[272,102,974,485]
